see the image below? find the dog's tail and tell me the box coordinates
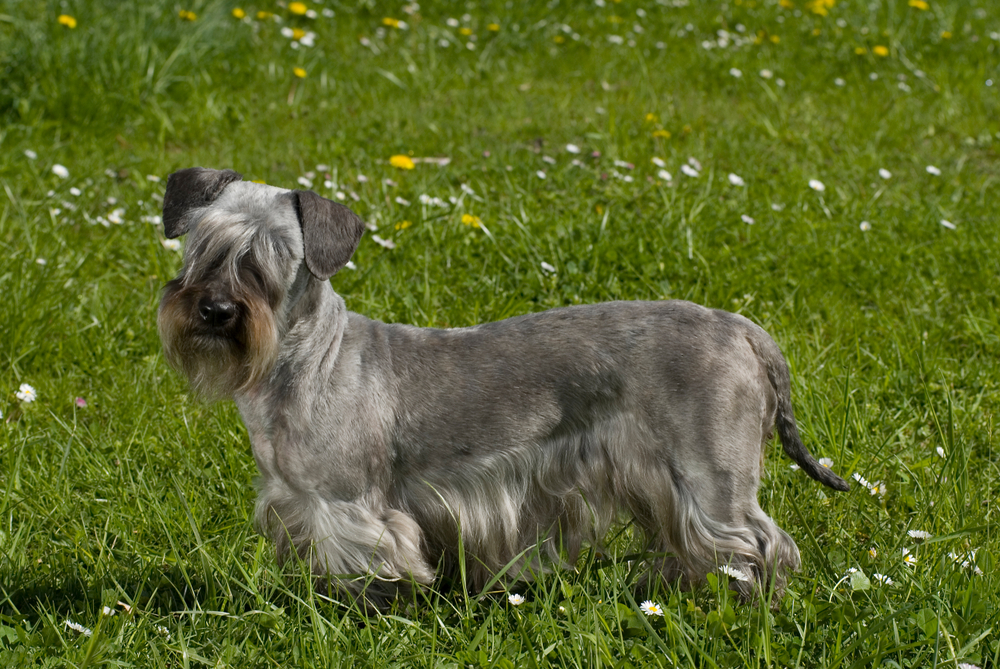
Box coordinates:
[750,329,850,492]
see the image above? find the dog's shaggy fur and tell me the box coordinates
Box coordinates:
[158,167,849,608]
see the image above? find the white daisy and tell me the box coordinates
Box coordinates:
[69,187,81,196]
[681,164,699,178]
[859,221,871,231]
[651,157,666,168]
[902,548,917,566]
[868,547,878,559]
[639,600,664,616]
[834,78,845,87]
[741,214,755,224]
[297,176,313,188]
[771,203,784,211]
[16,383,37,402]
[162,239,181,251]
[52,164,70,179]
[808,179,825,192]
[759,69,773,79]
[688,157,702,170]
[24,149,37,160]
[540,261,556,274]
[395,197,410,206]
[657,170,673,182]
[728,173,745,187]
[926,165,941,176]
[940,219,956,230]
[878,168,892,179]
[542,156,556,165]
[719,564,753,583]
[819,457,834,468]
[729,68,743,78]
[936,446,946,457]
[536,170,547,179]
[873,573,894,585]
[508,593,525,606]
[907,530,932,540]
[371,234,396,250]
[64,620,93,636]
[565,144,581,154]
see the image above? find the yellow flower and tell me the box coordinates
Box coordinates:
[57,14,77,28]
[383,17,400,28]
[779,0,794,7]
[459,27,473,36]
[908,0,929,9]
[487,23,500,32]
[812,27,822,36]
[257,11,272,20]
[289,2,308,16]
[293,67,307,78]
[940,30,952,39]
[770,34,780,43]
[652,129,671,138]
[873,45,889,56]
[645,113,658,122]
[807,0,834,15]
[232,8,246,19]
[854,46,867,54]
[292,27,306,40]
[178,9,197,21]
[554,35,565,44]
[394,220,412,230]
[608,15,623,24]
[389,155,415,170]
[461,214,482,228]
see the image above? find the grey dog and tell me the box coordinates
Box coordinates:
[157,167,849,608]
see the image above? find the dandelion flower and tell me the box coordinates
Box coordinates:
[907,530,932,540]
[52,164,70,179]
[58,15,78,29]
[540,261,556,274]
[873,45,889,57]
[289,2,308,15]
[461,214,482,228]
[16,383,37,402]
[741,214,755,224]
[162,239,181,251]
[878,168,892,179]
[178,9,197,21]
[719,564,753,583]
[808,179,825,192]
[728,173,745,187]
[232,8,246,19]
[651,129,671,138]
[940,219,956,230]
[639,600,664,616]
[681,164,699,178]
[565,144,581,154]
[859,221,871,231]
[488,23,500,31]
[293,67,307,78]
[508,593,526,606]
[657,169,673,182]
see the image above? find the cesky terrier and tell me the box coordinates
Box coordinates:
[157,167,849,609]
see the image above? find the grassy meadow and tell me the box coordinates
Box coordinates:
[1,0,999,665]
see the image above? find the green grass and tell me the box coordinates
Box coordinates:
[1,0,999,666]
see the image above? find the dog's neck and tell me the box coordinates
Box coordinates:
[235,276,347,416]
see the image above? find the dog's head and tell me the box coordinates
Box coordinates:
[156,167,365,399]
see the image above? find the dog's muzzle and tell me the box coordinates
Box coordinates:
[198,297,238,330]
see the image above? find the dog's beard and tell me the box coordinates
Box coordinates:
[158,288,279,401]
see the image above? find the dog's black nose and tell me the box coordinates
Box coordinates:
[199,298,237,328]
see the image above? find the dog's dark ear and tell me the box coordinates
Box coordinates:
[294,190,366,280]
[162,167,243,238]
